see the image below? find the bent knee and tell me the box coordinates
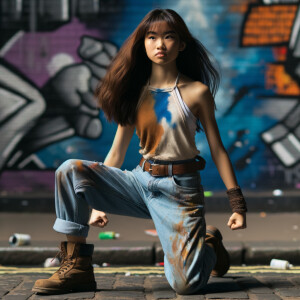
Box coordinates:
[56,159,85,176]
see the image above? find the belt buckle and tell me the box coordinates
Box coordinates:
[149,162,159,176]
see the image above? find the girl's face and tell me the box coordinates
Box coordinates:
[144,21,185,66]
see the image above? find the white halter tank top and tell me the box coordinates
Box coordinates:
[135,72,200,161]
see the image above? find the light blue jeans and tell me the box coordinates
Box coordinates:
[53,158,216,294]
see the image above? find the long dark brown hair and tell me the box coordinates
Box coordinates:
[95,8,220,126]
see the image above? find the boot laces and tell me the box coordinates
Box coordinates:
[52,246,74,274]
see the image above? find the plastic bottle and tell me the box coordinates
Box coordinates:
[9,233,31,246]
[270,259,293,270]
[98,231,120,239]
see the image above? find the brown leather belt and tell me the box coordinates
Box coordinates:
[139,156,206,177]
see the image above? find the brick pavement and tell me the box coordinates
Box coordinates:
[0,270,300,300]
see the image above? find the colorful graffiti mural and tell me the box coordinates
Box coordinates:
[0,0,299,197]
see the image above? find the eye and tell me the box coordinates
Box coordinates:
[148,36,155,40]
[166,35,175,39]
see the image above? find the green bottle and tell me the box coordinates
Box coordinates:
[98,231,120,239]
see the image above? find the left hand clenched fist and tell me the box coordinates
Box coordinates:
[89,209,109,228]
[227,212,247,230]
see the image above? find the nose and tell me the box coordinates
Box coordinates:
[157,38,166,49]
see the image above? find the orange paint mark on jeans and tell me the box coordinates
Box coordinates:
[181,243,189,262]
[173,220,184,233]
[90,162,99,169]
[75,160,84,171]
[172,234,178,254]
[172,220,190,262]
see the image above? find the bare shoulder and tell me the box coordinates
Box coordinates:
[177,74,211,116]
[179,74,210,99]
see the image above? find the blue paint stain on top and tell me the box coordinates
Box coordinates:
[150,90,176,128]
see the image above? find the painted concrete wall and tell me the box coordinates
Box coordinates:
[0,0,299,198]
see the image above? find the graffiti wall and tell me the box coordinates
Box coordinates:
[0,0,299,197]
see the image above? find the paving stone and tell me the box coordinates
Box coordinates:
[201,277,248,299]
[149,276,172,290]
[148,276,176,299]
[0,280,23,287]
[2,295,30,300]
[3,280,35,299]
[269,280,295,289]
[144,276,153,293]
[95,275,115,290]
[275,288,300,297]
[95,290,145,299]
[3,288,34,299]
[20,280,35,289]
[113,275,145,291]
[152,289,176,299]
[0,278,23,296]
[0,290,9,298]
[3,292,34,298]
[31,291,95,299]
[201,277,243,294]
[249,294,282,300]
[289,277,300,285]
[236,277,273,294]
[256,276,295,289]
[176,295,204,299]
[248,285,274,294]
[205,290,249,298]
[1,270,300,300]
[28,275,49,280]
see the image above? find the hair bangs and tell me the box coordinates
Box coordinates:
[142,10,177,37]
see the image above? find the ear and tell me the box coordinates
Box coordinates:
[179,41,186,51]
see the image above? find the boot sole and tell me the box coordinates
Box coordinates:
[32,282,97,295]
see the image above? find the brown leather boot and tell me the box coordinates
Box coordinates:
[205,225,230,277]
[32,241,96,294]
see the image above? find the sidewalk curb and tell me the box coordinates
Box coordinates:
[0,241,299,266]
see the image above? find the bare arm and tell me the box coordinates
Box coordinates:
[195,86,238,190]
[195,84,246,230]
[89,123,135,228]
[103,124,136,168]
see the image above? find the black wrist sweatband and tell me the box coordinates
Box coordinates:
[226,186,247,213]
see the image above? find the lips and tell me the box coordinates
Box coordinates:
[155,52,166,57]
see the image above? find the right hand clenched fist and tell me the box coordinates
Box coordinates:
[89,209,109,228]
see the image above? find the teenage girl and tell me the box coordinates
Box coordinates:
[32,8,247,295]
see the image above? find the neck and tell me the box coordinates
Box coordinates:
[149,63,179,88]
